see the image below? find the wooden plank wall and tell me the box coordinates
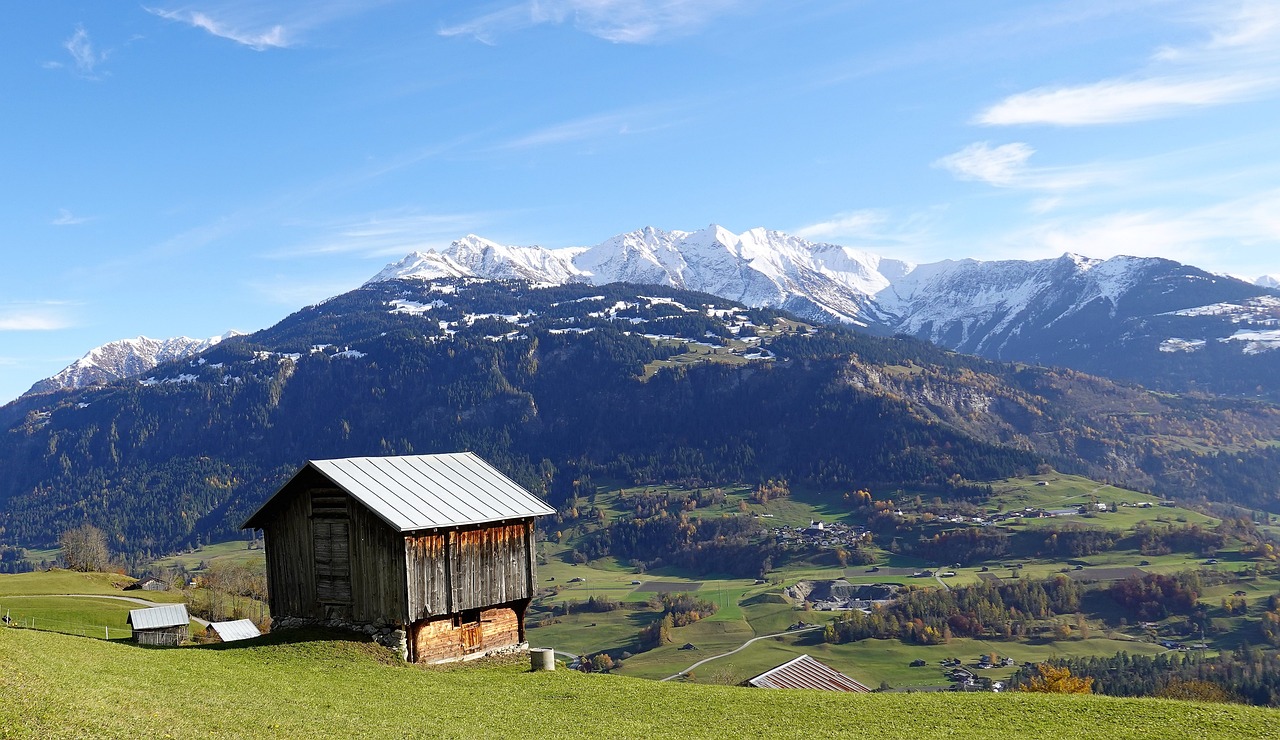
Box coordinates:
[263,487,318,619]
[405,532,448,622]
[410,606,521,663]
[448,522,533,613]
[349,500,408,624]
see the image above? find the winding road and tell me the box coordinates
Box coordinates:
[659,625,822,681]
[3,593,211,627]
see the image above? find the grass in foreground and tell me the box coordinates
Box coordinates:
[3,627,1278,739]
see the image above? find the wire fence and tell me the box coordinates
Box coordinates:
[0,602,131,641]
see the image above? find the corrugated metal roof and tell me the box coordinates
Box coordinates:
[127,604,190,631]
[744,654,871,692]
[244,452,554,532]
[207,619,261,642]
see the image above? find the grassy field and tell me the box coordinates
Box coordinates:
[4,627,1277,740]
[152,539,265,571]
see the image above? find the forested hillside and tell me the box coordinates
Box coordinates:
[3,277,1280,557]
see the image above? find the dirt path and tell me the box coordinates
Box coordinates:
[659,625,822,681]
[4,593,211,627]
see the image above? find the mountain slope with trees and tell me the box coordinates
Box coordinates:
[2,277,1280,558]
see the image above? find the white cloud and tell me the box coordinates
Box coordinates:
[977,76,1270,126]
[147,8,289,50]
[270,210,494,259]
[440,0,746,44]
[794,210,887,241]
[51,208,90,226]
[977,1,1280,125]
[934,141,1108,190]
[994,189,1280,273]
[0,303,76,332]
[61,25,108,77]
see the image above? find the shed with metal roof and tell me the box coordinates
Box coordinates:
[127,604,190,646]
[742,654,871,692]
[206,619,262,643]
[242,452,553,664]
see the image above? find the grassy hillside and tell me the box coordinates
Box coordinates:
[3,628,1277,739]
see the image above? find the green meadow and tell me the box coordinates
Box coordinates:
[4,627,1277,740]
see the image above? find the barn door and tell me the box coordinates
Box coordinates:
[312,491,352,613]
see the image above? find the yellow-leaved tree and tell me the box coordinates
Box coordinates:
[1019,663,1094,694]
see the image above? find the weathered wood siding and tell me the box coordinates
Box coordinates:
[410,606,522,663]
[262,485,318,619]
[348,498,407,624]
[405,532,448,622]
[134,625,188,646]
[448,522,535,613]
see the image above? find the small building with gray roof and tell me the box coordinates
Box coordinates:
[243,452,554,664]
[127,604,190,646]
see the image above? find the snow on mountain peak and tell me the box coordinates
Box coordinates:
[26,332,240,396]
[1256,275,1280,289]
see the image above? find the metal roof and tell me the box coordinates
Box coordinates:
[127,604,190,631]
[243,452,555,532]
[743,655,871,692]
[207,619,261,642]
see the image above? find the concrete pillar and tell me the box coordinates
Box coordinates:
[530,648,555,671]
[393,629,408,662]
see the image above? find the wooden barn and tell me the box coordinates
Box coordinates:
[127,604,190,646]
[242,452,554,664]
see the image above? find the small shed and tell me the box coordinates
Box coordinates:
[206,619,262,643]
[243,452,554,664]
[127,604,190,646]
[742,654,871,692]
[126,576,170,592]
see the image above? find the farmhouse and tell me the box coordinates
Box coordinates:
[127,604,190,646]
[243,452,554,664]
[742,654,870,692]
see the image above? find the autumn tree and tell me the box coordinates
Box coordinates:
[58,524,111,572]
[1019,663,1094,694]
[1155,679,1232,703]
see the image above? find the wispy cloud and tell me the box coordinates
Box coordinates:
[51,208,90,226]
[145,2,384,50]
[794,208,938,254]
[934,141,1110,190]
[146,7,289,50]
[991,189,1280,273]
[794,210,888,241]
[51,25,109,78]
[0,302,76,332]
[499,110,662,150]
[440,0,747,44]
[977,1,1280,125]
[269,210,497,259]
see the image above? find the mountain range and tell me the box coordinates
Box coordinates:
[24,225,1280,402]
[5,271,1280,558]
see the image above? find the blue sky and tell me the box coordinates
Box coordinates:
[3,0,1280,402]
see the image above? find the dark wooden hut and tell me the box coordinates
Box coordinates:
[243,452,553,664]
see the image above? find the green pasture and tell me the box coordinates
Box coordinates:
[7,628,1276,740]
[152,539,265,571]
[0,596,135,640]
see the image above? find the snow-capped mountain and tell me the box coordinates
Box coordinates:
[369,225,911,325]
[1256,275,1280,289]
[26,332,242,396]
[367,225,1280,397]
